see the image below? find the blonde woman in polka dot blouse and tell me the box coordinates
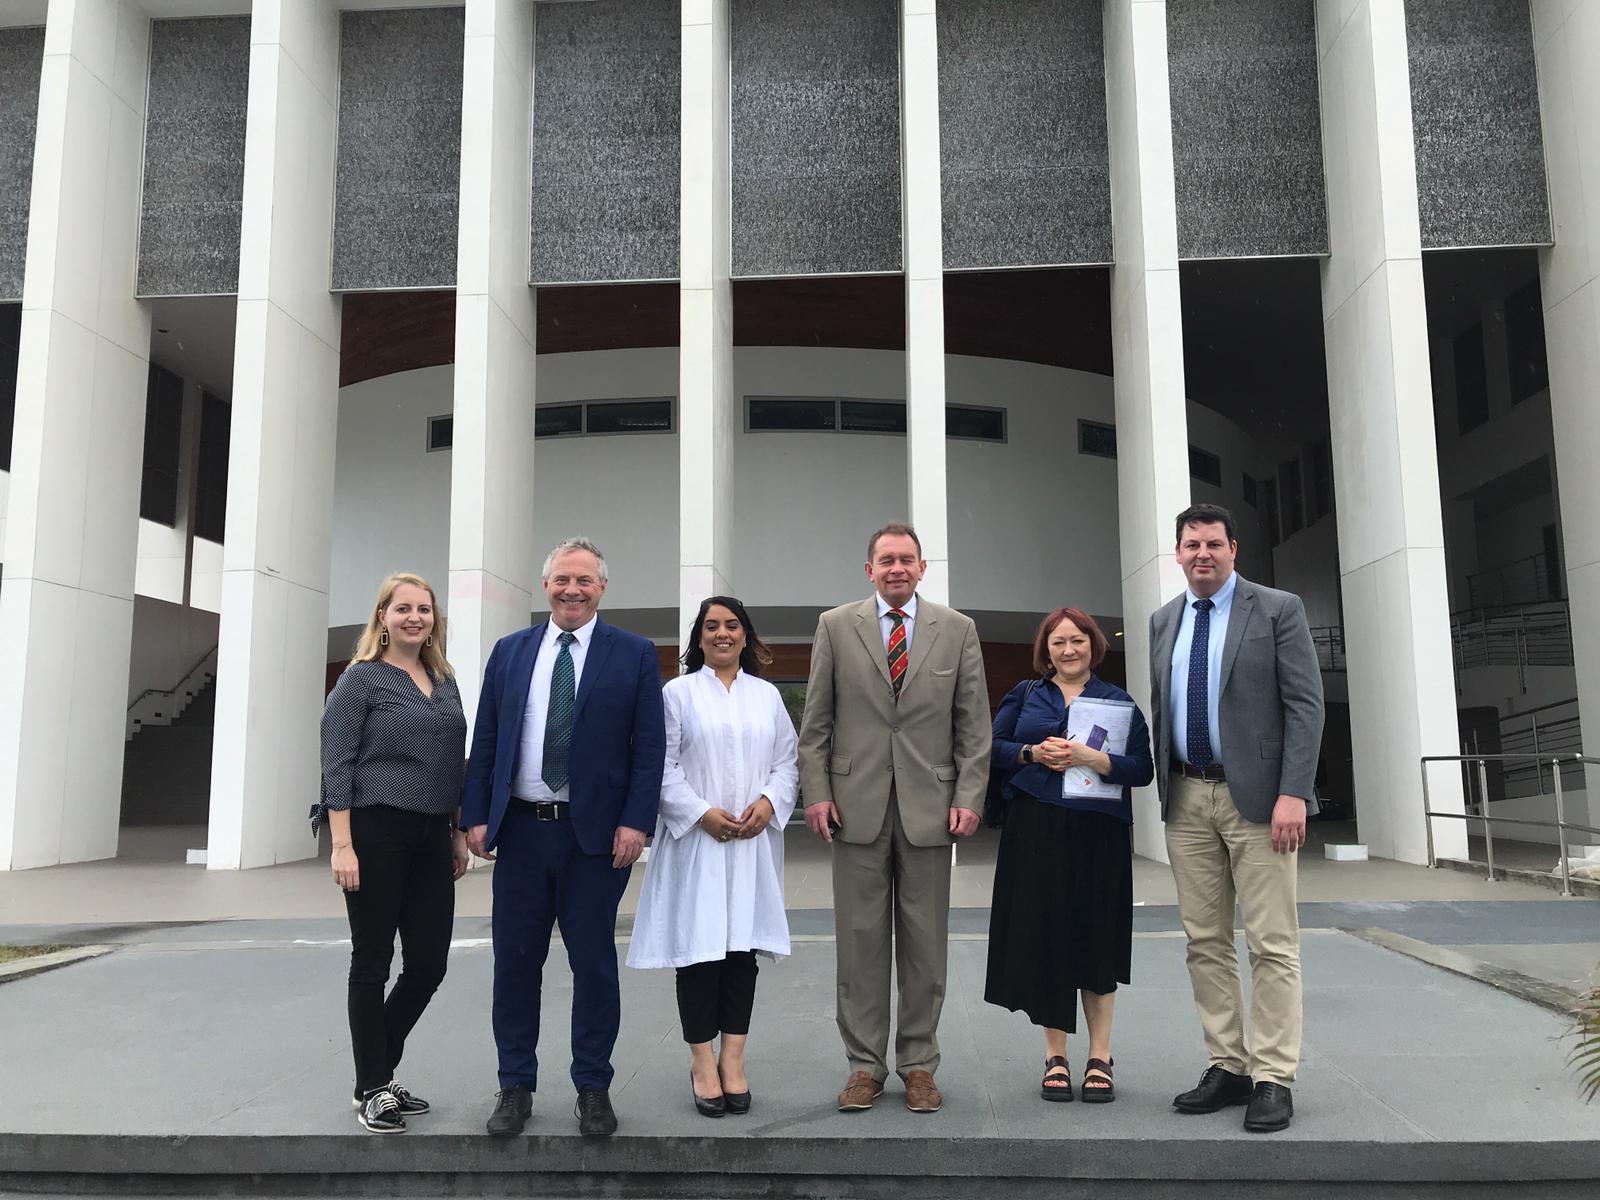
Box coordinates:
[317,572,468,1133]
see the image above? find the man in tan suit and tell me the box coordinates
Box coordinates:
[799,523,990,1114]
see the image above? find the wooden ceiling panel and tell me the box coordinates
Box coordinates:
[338,269,1114,388]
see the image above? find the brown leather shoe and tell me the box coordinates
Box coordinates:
[903,1069,942,1113]
[836,1071,885,1111]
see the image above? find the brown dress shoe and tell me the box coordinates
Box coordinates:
[837,1071,885,1111]
[903,1070,942,1113]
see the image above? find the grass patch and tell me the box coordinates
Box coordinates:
[0,944,71,965]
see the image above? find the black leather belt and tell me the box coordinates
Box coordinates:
[515,799,570,821]
[1173,760,1227,782]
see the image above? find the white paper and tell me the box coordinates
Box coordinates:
[1060,697,1135,801]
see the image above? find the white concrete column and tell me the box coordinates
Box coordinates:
[0,0,152,870]
[900,0,949,603]
[448,0,538,725]
[1316,0,1465,863]
[678,0,732,641]
[1104,0,1192,861]
[206,0,343,869]
[1532,0,1600,763]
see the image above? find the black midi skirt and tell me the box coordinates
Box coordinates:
[983,794,1133,1032]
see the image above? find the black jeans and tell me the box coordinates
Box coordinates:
[675,952,759,1045]
[344,804,455,1094]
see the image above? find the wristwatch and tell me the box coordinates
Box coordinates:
[1021,745,1035,764]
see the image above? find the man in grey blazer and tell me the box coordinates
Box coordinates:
[1149,503,1324,1133]
[799,523,990,1115]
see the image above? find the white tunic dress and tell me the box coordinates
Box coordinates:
[626,668,799,969]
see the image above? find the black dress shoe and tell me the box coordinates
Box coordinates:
[1243,1082,1294,1132]
[486,1086,532,1137]
[1173,1065,1254,1113]
[722,1089,751,1115]
[692,1073,726,1118]
[575,1086,618,1136]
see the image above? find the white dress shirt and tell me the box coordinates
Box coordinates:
[626,668,800,969]
[876,591,918,655]
[513,614,598,802]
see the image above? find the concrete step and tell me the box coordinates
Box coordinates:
[3,1131,1596,1198]
[1436,855,1600,897]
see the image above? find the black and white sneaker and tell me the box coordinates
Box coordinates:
[356,1088,406,1134]
[351,1080,429,1116]
[386,1080,430,1116]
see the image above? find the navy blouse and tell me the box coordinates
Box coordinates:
[990,673,1155,824]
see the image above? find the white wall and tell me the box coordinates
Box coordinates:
[127,594,219,705]
[1273,517,1343,630]
[532,349,681,612]
[134,518,186,604]
[328,366,456,626]
[329,347,1280,631]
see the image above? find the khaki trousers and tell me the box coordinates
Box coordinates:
[1164,772,1302,1085]
[831,789,952,1080]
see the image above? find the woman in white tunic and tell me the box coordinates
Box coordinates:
[628,596,798,1118]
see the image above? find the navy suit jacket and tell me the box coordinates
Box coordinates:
[461,617,665,856]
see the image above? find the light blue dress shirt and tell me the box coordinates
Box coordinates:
[1168,571,1239,766]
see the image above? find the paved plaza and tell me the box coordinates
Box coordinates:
[0,830,1597,1196]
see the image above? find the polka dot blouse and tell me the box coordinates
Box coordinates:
[314,661,468,833]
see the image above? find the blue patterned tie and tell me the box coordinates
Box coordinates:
[1186,599,1214,768]
[542,632,577,791]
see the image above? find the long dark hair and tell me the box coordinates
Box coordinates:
[683,595,773,677]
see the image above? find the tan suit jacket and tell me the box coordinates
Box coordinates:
[798,595,991,847]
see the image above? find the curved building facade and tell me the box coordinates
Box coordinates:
[1,0,1596,873]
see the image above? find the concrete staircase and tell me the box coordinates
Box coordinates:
[119,680,214,826]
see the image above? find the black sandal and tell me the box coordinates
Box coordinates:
[1081,1056,1115,1104]
[1041,1055,1073,1102]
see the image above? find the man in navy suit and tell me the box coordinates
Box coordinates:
[462,536,665,1138]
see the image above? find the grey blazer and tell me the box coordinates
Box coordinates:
[1148,576,1325,823]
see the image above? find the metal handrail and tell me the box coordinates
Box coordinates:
[1465,551,1563,611]
[1420,752,1600,897]
[127,647,218,713]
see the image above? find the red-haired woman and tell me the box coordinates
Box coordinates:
[984,607,1153,1104]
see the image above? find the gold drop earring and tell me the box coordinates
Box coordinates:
[379,626,389,647]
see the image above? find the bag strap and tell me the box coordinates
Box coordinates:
[1008,677,1043,741]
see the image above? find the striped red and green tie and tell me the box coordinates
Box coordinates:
[887,608,908,700]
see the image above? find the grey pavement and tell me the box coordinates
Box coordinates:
[2,830,1598,1194]
[0,925,1596,1162]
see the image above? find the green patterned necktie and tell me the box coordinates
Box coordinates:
[541,631,578,791]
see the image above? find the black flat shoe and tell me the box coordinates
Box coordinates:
[575,1086,618,1136]
[1243,1082,1294,1132]
[722,1090,751,1115]
[1173,1065,1253,1113]
[692,1073,726,1118]
[486,1085,531,1137]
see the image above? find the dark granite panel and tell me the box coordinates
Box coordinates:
[1167,0,1327,259]
[1406,0,1550,248]
[938,0,1110,269]
[731,0,900,277]
[0,26,43,301]
[137,17,249,296]
[532,0,680,283]
[334,8,463,290]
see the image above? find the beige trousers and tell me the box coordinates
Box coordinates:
[1165,772,1302,1085]
[831,789,952,1081]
